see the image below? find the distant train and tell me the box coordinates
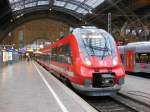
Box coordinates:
[36,27,125,96]
[119,42,150,73]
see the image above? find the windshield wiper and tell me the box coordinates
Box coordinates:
[81,37,111,58]
[81,38,91,56]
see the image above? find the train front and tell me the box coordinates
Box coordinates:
[72,27,125,96]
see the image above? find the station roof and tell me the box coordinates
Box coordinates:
[0,0,106,41]
[0,0,150,42]
[9,0,104,15]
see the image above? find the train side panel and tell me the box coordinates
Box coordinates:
[119,42,150,74]
[125,49,135,72]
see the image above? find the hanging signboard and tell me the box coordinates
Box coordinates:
[8,52,13,61]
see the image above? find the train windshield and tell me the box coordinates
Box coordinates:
[73,28,116,59]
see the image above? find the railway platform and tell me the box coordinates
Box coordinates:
[120,75,150,106]
[0,61,97,112]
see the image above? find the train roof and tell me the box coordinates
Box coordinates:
[118,46,125,54]
[73,27,108,33]
[119,41,150,53]
[127,41,150,46]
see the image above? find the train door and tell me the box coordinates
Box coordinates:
[126,50,135,72]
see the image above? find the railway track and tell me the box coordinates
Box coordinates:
[38,63,150,112]
[83,93,150,112]
[83,96,136,112]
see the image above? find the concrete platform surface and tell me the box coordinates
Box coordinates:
[120,75,150,106]
[0,61,97,112]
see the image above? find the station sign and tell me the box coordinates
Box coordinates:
[3,52,9,62]
[8,52,13,61]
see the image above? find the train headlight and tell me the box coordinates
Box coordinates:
[113,56,118,66]
[84,58,92,66]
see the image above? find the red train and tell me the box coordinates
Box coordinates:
[36,27,125,96]
[119,42,150,73]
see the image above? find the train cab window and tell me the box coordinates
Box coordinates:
[73,28,117,59]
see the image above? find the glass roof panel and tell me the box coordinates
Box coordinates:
[76,8,88,15]
[12,5,24,11]
[25,2,36,8]
[38,1,50,6]
[65,3,78,10]
[85,0,104,8]
[9,0,104,16]
[9,0,51,11]
[74,0,84,2]
[25,0,35,4]
[9,0,22,4]
[54,1,66,7]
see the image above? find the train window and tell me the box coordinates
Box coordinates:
[135,54,140,63]
[59,46,66,63]
[136,53,150,63]
[64,44,72,64]
[43,54,49,62]
[140,54,148,63]
[51,49,54,61]
[50,44,72,64]
[51,48,57,61]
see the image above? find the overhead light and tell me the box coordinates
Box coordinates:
[10,19,13,22]
[16,15,20,19]
[40,45,44,48]
[20,14,24,16]
[8,32,12,36]
[89,10,92,14]
[27,48,33,52]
